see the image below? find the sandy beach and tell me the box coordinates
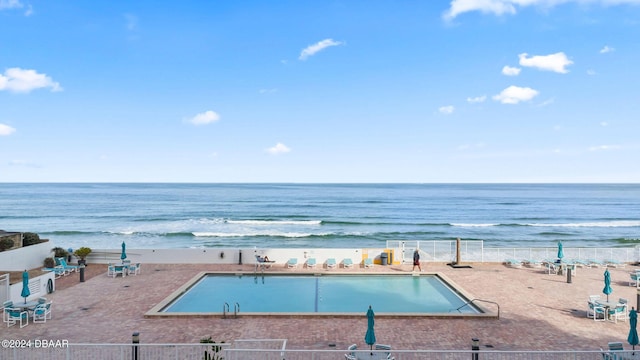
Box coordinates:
[2,261,638,352]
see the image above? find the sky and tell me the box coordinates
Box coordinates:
[1,0,639,183]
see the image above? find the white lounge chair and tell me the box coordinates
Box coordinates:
[287,258,298,269]
[326,258,337,269]
[364,258,374,269]
[343,258,354,268]
[305,258,316,268]
[504,259,523,268]
[128,262,141,275]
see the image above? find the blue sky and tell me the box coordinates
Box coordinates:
[1,0,639,183]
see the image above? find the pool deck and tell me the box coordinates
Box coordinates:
[2,261,638,351]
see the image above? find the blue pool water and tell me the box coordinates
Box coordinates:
[162,274,480,314]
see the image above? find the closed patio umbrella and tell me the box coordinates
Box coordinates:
[20,270,30,303]
[365,305,376,354]
[629,308,639,354]
[603,269,613,302]
[557,242,564,262]
[121,241,127,261]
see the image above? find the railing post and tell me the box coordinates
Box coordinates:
[132,332,140,360]
[471,338,479,360]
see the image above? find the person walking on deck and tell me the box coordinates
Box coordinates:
[412,249,422,272]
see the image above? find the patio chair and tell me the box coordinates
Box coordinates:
[305,258,317,268]
[364,258,374,269]
[6,307,29,328]
[347,344,357,358]
[2,300,13,323]
[287,258,298,269]
[44,266,68,278]
[343,258,354,268]
[606,260,626,268]
[108,263,126,278]
[326,258,337,269]
[128,263,141,275]
[586,259,604,268]
[587,301,606,321]
[523,259,542,268]
[33,301,52,323]
[545,262,559,275]
[608,301,628,323]
[630,271,640,287]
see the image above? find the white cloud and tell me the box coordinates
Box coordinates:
[502,65,521,76]
[259,88,278,94]
[493,85,539,104]
[186,110,220,126]
[0,0,22,10]
[23,3,31,16]
[0,68,62,93]
[439,105,455,114]
[467,95,487,103]
[600,45,615,54]
[600,121,609,127]
[536,98,555,107]
[266,142,291,155]
[457,142,486,151]
[589,144,621,151]
[587,69,597,75]
[518,52,573,73]
[443,0,640,21]
[299,39,344,60]
[0,123,16,135]
[8,159,40,168]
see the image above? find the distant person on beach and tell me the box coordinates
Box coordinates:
[257,255,271,262]
[412,249,421,271]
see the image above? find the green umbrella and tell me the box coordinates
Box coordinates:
[557,242,564,261]
[603,269,613,302]
[120,241,127,261]
[629,308,639,354]
[365,305,376,354]
[20,270,30,303]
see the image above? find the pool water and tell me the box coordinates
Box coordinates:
[162,274,480,314]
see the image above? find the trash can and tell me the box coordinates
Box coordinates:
[380,252,388,266]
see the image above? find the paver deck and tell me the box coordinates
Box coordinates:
[2,262,637,351]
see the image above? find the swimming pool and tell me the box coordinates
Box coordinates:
[152,273,484,316]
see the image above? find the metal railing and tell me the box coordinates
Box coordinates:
[2,344,633,360]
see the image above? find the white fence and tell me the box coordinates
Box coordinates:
[389,240,639,264]
[0,344,628,360]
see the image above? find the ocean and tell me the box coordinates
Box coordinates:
[0,183,638,250]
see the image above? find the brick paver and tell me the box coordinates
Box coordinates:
[1,262,636,351]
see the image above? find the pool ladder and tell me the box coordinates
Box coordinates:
[223,302,240,319]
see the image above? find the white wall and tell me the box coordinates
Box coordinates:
[86,247,395,267]
[9,271,56,303]
[0,242,51,271]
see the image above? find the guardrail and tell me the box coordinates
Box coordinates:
[388,240,639,264]
[1,346,630,360]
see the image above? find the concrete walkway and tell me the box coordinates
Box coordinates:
[1,261,637,351]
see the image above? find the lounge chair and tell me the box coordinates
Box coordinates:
[504,259,523,268]
[364,258,374,269]
[44,266,68,278]
[629,271,640,287]
[343,258,354,268]
[347,344,357,358]
[523,259,541,268]
[287,258,298,269]
[326,258,337,269]
[33,301,52,323]
[586,259,604,268]
[587,301,606,321]
[6,307,29,328]
[606,259,626,268]
[305,258,317,268]
[56,257,79,273]
[255,255,275,270]
[602,342,626,360]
